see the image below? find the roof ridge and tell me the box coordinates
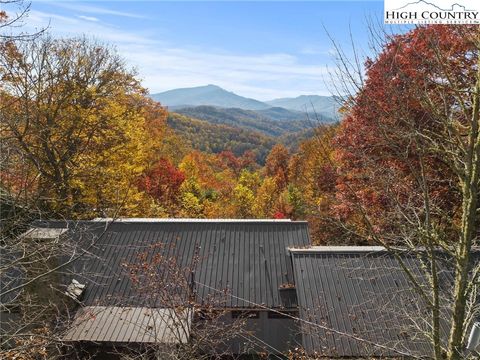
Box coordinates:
[91,218,305,223]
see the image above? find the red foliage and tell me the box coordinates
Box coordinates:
[265,144,290,189]
[138,158,185,204]
[238,150,257,170]
[273,211,287,219]
[218,151,242,173]
[334,25,475,233]
[217,150,257,175]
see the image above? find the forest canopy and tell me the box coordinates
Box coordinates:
[1,12,479,360]
[1,26,479,248]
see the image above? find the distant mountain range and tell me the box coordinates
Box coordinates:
[167,112,276,163]
[266,95,340,117]
[175,105,310,137]
[150,85,341,122]
[167,111,314,164]
[151,85,341,162]
[151,84,269,110]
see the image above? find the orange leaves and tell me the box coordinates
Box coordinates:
[265,144,290,188]
[0,10,7,22]
[334,25,475,241]
[138,158,185,205]
[1,37,155,217]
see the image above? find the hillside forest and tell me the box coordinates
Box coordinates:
[1,25,479,246]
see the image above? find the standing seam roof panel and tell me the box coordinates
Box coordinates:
[52,220,310,309]
[290,251,470,358]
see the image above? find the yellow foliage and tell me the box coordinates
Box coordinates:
[72,96,152,217]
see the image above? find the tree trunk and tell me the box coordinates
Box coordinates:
[447,58,480,360]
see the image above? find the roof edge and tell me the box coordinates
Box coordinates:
[288,246,480,254]
[288,246,386,254]
[91,218,307,223]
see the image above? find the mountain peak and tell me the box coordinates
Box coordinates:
[150,85,339,119]
[150,85,270,110]
[204,84,222,89]
[176,84,223,91]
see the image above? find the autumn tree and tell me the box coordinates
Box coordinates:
[0,36,158,218]
[0,35,166,356]
[286,126,342,242]
[218,150,257,176]
[0,13,81,357]
[0,0,43,40]
[236,144,291,219]
[138,158,186,214]
[177,151,260,218]
[231,184,255,218]
[264,144,290,189]
[252,176,283,218]
[332,25,479,359]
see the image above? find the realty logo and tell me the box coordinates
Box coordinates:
[384,0,480,24]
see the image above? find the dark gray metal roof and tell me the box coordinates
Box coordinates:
[63,306,191,343]
[0,247,23,306]
[34,219,310,309]
[290,248,477,358]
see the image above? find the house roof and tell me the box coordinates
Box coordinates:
[63,306,191,343]
[290,248,472,358]
[28,220,479,357]
[0,247,23,306]
[33,219,310,309]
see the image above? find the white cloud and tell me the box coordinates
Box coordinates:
[77,15,99,22]
[300,45,327,55]
[24,7,332,100]
[29,10,159,45]
[50,2,147,19]
[124,45,331,99]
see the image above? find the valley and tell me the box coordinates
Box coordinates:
[152,85,340,161]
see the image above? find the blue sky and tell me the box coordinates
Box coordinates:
[18,1,392,99]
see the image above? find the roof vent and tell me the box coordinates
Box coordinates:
[24,227,67,240]
[66,279,86,300]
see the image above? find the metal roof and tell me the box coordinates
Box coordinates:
[0,247,23,306]
[288,246,386,253]
[290,250,468,358]
[63,306,191,343]
[34,220,310,309]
